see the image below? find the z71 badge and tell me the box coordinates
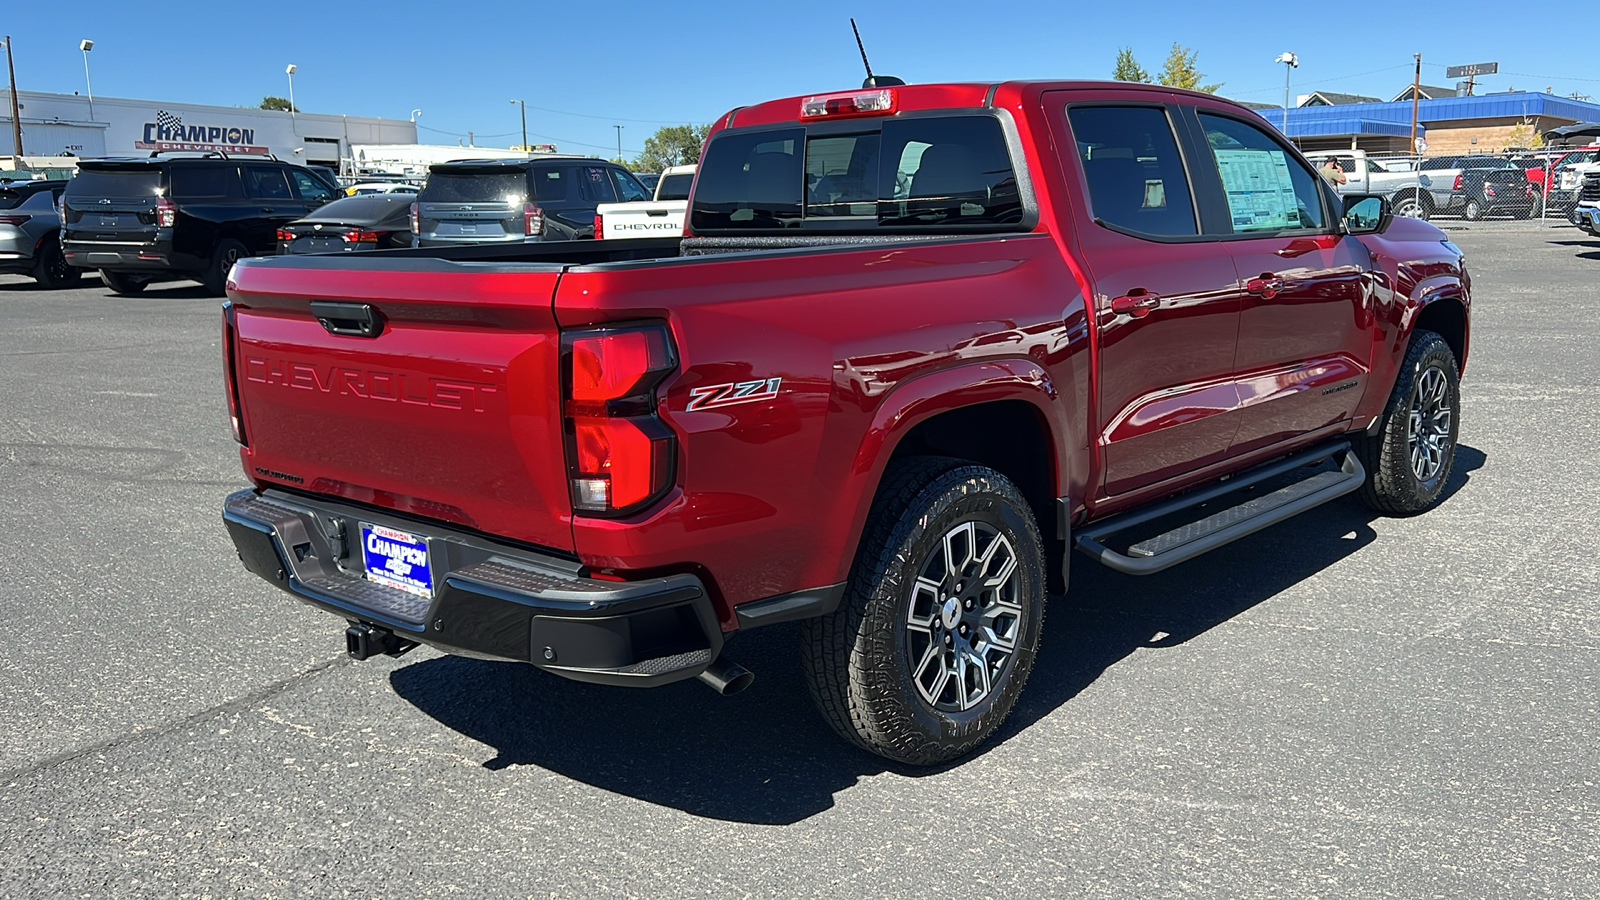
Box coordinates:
[686,377,782,412]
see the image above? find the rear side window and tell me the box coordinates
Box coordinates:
[530,168,570,202]
[656,172,693,201]
[690,116,1023,232]
[242,166,293,200]
[65,168,162,199]
[423,170,529,203]
[1067,106,1197,237]
[578,166,619,203]
[170,165,236,199]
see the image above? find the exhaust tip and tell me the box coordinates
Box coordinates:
[697,658,755,696]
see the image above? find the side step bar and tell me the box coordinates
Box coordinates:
[1075,441,1366,575]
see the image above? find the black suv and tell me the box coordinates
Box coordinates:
[412,157,650,246]
[61,154,339,295]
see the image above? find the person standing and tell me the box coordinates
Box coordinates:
[1321,157,1348,186]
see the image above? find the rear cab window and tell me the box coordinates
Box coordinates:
[656,173,694,201]
[689,115,1025,234]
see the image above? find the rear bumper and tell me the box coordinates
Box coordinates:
[62,239,198,272]
[222,488,723,686]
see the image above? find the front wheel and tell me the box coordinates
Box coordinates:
[201,239,248,296]
[801,458,1046,766]
[1353,329,1461,515]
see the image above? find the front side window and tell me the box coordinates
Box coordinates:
[1066,106,1197,237]
[289,169,334,204]
[612,169,651,202]
[1197,113,1327,234]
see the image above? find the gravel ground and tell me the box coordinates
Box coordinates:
[1,223,1595,898]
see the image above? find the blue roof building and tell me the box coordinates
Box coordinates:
[1256,91,1600,155]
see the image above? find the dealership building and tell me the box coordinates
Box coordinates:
[1,89,416,169]
[1267,89,1600,155]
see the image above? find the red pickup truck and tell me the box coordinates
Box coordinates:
[221,81,1470,765]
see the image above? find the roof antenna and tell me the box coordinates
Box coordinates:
[851,19,905,89]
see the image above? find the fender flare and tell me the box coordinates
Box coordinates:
[826,358,1069,585]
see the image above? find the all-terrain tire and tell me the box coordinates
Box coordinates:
[1353,329,1461,515]
[801,457,1047,766]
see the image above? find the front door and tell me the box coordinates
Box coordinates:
[1052,98,1244,498]
[1185,110,1372,456]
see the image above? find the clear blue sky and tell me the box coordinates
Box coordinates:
[5,1,1595,158]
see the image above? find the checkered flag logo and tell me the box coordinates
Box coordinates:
[155,110,181,137]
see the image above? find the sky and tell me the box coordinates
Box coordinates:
[4,0,1596,159]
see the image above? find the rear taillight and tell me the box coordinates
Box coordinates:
[409,201,419,234]
[0,214,29,226]
[562,323,678,515]
[342,230,381,243]
[524,201,544,236]
[222,302,247,446]
[1485,184,1497,198]
[1452,174,1464,191]
[156,196,177,227]
[594,214,603,239]
[275,229,294,241]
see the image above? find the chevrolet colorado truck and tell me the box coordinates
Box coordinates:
[220,81,1470,765]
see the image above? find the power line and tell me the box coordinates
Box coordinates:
[520,103,694,125]
[416,122,642,156]
[1226,64,1410,97]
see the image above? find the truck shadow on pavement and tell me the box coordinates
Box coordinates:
[389,444,1485,825]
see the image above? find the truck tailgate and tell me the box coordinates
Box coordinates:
[596,201,687,240]
[227,256,575,553]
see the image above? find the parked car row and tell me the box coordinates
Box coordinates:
[1305,147,1600,221]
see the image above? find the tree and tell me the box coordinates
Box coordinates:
[1112,48,1150,84]
[1506,123,1544,150]
[1156,44,1221,94]
[259,96,296,112]
[629,124,711,173]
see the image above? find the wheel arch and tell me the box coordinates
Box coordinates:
[1407,280,1470,373]
[835,359,1069,593]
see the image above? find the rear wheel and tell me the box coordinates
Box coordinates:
[1392,191,1431,220]
[1353,329,1461,515]
[801,458,1046,766]
[31,239,81,289]
[1462,198,1484,221]
[201,239,248,296]
[100,270,147,295]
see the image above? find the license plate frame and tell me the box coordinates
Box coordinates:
[359,523,435,598]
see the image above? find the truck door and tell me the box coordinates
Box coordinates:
[1050,97,1244,498]
[1182,109,1371,456]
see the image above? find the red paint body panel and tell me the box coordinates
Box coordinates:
[224,80,1470,632]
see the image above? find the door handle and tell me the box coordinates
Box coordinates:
[260,207,276,213]
[1245,276,1284,299]
[1110,292,1161,317]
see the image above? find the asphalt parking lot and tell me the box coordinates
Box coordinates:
[2,222,1597,898]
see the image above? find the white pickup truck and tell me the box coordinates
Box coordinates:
[1303,150,1431,219]
[595,164,694,239]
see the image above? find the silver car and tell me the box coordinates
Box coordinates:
[0,180,80,288]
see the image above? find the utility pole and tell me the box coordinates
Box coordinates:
[4,36,23,165]
[1410,53,1422,155]
[510,100,527,153]
[614,124,623,164]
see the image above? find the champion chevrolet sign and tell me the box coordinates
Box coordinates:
[133,110,271,155]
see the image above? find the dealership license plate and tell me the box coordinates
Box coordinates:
[360,524,434,597]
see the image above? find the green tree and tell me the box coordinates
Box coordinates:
[629,124,711,173]
[1156,44,1221,94]
[1112,48,1150,84]
[259,96,296,112]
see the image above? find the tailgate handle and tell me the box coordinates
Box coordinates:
[309,301,384,338]
[646,209,669,217]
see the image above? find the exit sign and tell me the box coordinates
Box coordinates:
[1446,62,1499,79]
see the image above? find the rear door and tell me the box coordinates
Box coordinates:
[168,162,242,265]
[567,165,620,240]
[1050,95,1245,498]
[227,257,575,551]
[241,164,302,254]
[61,164,163,251]
[1183,108,1370,456]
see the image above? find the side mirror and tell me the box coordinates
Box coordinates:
[1343,193,1390,235]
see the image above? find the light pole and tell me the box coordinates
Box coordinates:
[285,64,297,123]
[510,99,527,153]
[79,40,94,121]
[614,125,623,164]
[1275,52,1298,134]
[410,108,421,123]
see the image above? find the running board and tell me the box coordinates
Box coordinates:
[1075,441,1365,575]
